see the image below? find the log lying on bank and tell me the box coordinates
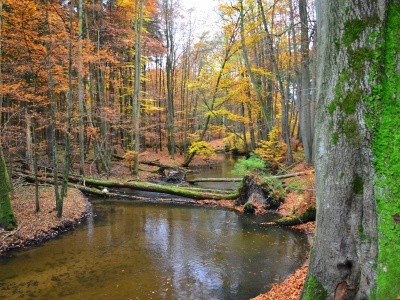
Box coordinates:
[16,172,238,201]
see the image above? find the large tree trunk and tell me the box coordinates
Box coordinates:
[302,1,400,299]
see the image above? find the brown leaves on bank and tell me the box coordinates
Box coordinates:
[251,266,308,300]
[0,186,88,255]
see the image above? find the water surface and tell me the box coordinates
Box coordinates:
[0,200,308,299]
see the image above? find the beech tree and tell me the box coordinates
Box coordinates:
[302,0,399,299]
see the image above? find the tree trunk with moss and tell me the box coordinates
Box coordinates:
[302,1,400,299]
[0,148,16,230]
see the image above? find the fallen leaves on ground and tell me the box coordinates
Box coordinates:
[251,266,308,300]
[0,186,88,255]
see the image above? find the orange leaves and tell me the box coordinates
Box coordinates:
[123,150,138,165]
[251,266,308,300]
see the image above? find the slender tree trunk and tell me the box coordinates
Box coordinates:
[302,1,400,299]
[44,0,61,214]
[163,0,175,158]
[25,107,33,171]
[78,0,85,176]
[0,147,16,230]
[132,0,144,174]
[299,0,313,165]
[59,0,75,217]
[32,117,39,213]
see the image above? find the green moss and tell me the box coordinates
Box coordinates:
[342,16,379,48]
[364,3,400,298]
[342,117,360,145]
[327,101,337,115]
[303,275,327,300]
[275,206,316,226]
[349,47,374,76]
[342,18,369,47]
[332,132,339,145]
[353,174,364,195]
[358,225,367,242]
[243,201,255,214]
[0,151,17,230]
[342,88,362,114]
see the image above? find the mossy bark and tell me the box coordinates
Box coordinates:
[18,172,238,201]
[79,177,238,200]
[369,3,400,298]
[0,149,16,230]
[303,1,399,299]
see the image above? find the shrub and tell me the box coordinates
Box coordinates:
[262,176,286,204]
[233,155,267,176]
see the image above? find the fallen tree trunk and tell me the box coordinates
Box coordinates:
[187,171,314,184]
[272,170,314,180]
[187,177,242,183]
[15,172,238,201]
[75,177,238,200]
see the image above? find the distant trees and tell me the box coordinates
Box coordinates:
[0,0,318,219]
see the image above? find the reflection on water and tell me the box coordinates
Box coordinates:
[186,153,241,190]
[0,201,308,299]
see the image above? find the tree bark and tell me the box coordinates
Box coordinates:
[163,0,176,159]
[299,0,314,165]
[0,148,16,230]
[302,1,400,299]
[18,172,239,201]
[132,0,144,174]
[78,0,85,176]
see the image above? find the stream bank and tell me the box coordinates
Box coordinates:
[0,186,90,255]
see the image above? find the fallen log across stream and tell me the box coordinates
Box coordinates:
[187,171,314,184]
[16,172,239,201]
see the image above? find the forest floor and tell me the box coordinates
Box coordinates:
[0,186,89,255]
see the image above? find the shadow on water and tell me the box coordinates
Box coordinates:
[0,153,309,300]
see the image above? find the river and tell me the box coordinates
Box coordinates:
[0,154,309,299]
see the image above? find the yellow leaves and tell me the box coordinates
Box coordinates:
[141,98,164,112]
[254,126,287,171]
[205,109,250,124]
[188,141,216,159]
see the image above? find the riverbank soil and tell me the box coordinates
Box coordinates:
[0,186,89,255]
[253,162,316,299]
